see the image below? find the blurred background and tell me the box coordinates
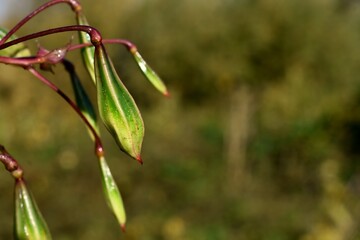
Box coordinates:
[1,0,360,239]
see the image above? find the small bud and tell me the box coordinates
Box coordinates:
[37,46,69,73]
[130,47,169,96]
[94,44,144,162]
[99,156,126,230]
[43,48,68,64]
[14,178,52,240]
[76,12,96,84]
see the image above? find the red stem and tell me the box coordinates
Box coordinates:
[0,56,44,66]
[0,0,81,45]
[0,25,102,51]
[0,38,136,66]
[68,39,137,52]
[0,145,23,179]
[27,67,104,157]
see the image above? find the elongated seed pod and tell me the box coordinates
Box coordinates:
[130,47,169,96]
[94,44,144,163]
[63,60,99,138]
[99,156,126,230]
[76,13,96,84]
[14,179,52,240]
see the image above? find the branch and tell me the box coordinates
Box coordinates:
[26,67,104,157]
[0,25,102,51]
[0,145,23,179]
[0,0,82,45]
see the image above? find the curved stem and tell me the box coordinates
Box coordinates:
[0,0,82,45]
[0,145,23,179]
[0,25,102,51]
[0,38,136,66]
[68,39,137,52]
[0,56,44,66]
[27,67,104,157]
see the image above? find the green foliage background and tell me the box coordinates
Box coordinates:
[1,0,360,239]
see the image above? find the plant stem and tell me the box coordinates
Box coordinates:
[27,67,104,157]
[0,56,44,66]
[0,0,82,45]
[0,38,136,66]
[0,25,102,51]
[68,39,137,52]
[0,145,23,179]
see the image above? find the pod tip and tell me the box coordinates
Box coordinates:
[121,223,126,232]
[136,155,143,165]
[164,90,171,98]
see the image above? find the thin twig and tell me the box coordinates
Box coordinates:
[26,67,104,157]
[0,0,81,45]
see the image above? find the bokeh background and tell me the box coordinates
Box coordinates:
[1,0,360,239]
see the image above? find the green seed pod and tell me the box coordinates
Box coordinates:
[130,47,169,96]
[14,179,52,240]
[99,156,126,230]
[0,28,31,57]
[63,60,99,138]
[76,12,96,84]
[95,44,144,163]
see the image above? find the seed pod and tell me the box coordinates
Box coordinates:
[63,60,99,138]
[0,28,31,58]
[130,47,169,96]
[76,13,96,84]
[95,44,144,163]
[14,179,52,240]
[99,156,126,230]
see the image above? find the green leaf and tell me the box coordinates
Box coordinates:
[0,28,31,58]
[76,13,96,84]
[95,44,144,163]
[130,48,169,96]
[99,156,126,230]
[14,179,52,240]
